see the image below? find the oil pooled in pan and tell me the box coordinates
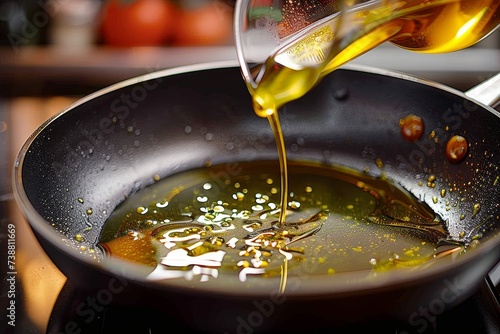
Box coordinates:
[97,160,464,286]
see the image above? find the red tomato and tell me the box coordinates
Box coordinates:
[100,0,178,47]
[174,1,234,46]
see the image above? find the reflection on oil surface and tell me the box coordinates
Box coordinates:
[99,160,463,289]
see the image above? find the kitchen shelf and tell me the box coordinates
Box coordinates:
[1,44,499,96]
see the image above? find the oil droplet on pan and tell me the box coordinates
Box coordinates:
[446,135,468,163]
[472,203,480,218]
[399,114,424,141]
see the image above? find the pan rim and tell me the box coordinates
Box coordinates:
[12,60,500,298]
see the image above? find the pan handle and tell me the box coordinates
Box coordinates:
[465,73,500,109]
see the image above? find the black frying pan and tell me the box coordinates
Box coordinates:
[13,62,500,333]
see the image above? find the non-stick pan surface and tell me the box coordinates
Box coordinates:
[13,62,500,332]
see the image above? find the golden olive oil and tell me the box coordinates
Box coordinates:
[249,0,500,114]
[249,0,497,233]
[99,161,458,283]
[95,0,500,283]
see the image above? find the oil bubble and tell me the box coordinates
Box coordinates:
[399,114,424,141]
[446,135,468,163]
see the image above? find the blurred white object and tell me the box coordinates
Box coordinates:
[48,0,102,49]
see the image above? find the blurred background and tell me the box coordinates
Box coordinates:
[0,0,238,96]
[0,1,499,333]
[0,0,498,96]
